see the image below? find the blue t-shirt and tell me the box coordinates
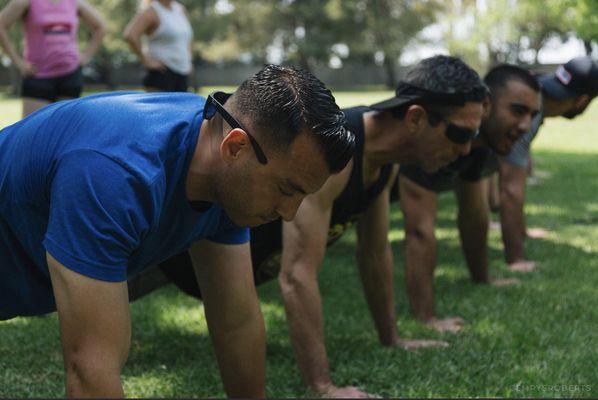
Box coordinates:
[0,92,249,319]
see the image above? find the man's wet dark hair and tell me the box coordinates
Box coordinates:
[484,64,541,97]
[389,55,487,123]
[230,64,354,173]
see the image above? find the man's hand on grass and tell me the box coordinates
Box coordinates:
[317,385,379,398]
[527,227,550,239]
[508,260,537,273]
[396,338,449,349]
[425,317,465,333]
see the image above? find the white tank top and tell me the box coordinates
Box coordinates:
[147,1,193,75]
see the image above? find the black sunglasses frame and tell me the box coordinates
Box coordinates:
[426,109,480,145]
[205,91,268,165]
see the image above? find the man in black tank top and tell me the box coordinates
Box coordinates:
[398,65,542,333]
[129,56,488,397]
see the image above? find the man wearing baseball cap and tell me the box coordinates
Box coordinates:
[498,56,598,274]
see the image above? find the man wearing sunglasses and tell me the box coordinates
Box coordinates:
[0,64,354,397]
[398,64,541,333]
[130,55,488,397]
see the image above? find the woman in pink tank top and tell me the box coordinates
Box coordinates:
[0,0,106,117]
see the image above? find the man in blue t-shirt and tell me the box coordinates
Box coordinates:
[0,64,354,397]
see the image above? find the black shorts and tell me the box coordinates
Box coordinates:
[143,67,188,92]
[21,67,83,102]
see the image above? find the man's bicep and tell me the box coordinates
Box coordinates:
[47,252,130,369]
[399,175,437,227]
[456,177,488,214]
[357,166,398,249]
[281,190,334,275]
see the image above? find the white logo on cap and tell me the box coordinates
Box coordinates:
[556,65,572,85]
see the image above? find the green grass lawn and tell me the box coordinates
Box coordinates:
[0,93,597,398]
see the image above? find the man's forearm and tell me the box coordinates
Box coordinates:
[279,269,333,393]
[404,232,437,321]
[206,306,266,397]
[458,210,489,283]
[356,243,397,345]
[500,184,526,263]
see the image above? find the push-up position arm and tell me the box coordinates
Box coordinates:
[48,253,131,398]
[455,177,490,283]
[400,175,439,322]
[498,160,528,264]
[279,166,371,397]
[189,239,266,397]
[355,167,398,346]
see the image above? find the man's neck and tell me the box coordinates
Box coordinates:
[185,119,220,203]
[362,111,416,169]
[541,92,563,117]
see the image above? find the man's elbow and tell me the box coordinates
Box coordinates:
[63,348,127,396]
[500,181,524,204]
[278,265,316,298]
[405,223,436,247]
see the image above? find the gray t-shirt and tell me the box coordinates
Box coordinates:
[501,96,545,168]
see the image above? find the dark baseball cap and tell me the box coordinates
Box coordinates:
[370,81,488,111]
[539,56,598,99]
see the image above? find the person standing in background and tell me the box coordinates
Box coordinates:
[124,0,193,92]
[0,0,106,117]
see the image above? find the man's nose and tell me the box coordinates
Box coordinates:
[517,115,532,134]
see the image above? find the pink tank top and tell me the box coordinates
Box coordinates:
[24,0,80,78]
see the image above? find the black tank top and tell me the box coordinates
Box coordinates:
[327,106,393,245]
[251,106,393,284]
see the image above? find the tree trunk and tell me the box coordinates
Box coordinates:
[297,50,311,72]
[382,55,396,89]
[583,40,593,56]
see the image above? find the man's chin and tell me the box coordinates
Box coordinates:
[236,215,277,228]
[493,142,513,156]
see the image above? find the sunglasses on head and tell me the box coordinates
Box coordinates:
[204,91,268,165]
[426,109,479,145]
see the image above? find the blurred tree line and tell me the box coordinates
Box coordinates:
[0,0,596,88]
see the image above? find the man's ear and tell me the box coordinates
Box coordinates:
[404,104,427,134]
[220,128,249,163]
[574,94,591,109]
[482,95,492,118]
